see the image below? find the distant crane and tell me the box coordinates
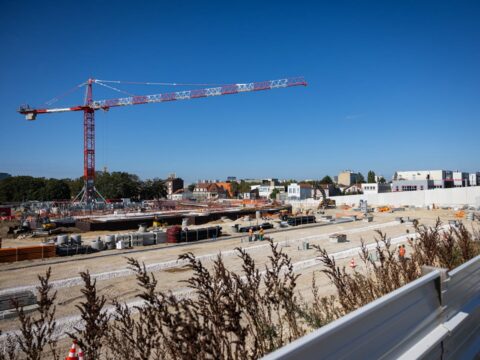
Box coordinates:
[18,77,307,204]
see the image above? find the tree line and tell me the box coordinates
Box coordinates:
[0,172,166,202]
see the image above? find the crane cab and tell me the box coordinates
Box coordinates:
[18,105,37,120]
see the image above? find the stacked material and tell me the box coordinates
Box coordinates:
[236,223,274,233]
[287,215,316,226]
[329,234,347,243]
[56,245,97,257]
[180,226,222,242]
[166,226,182,243]
[165,226,223,243]
[130,233,144,247]
[0,244,55,263]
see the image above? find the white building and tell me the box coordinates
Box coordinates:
[344,184,363,194]
[395,170,453,189]
[193,183,227,200]
[253,185,285,198]
[170,189,193,201]
[453,171,469,187]
[287,183,313,200]
[469,172,480,186]
[361,183,391,194]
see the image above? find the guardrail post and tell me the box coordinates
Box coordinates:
[421,265,449,306]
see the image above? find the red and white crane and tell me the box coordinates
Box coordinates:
[18,77,307,204]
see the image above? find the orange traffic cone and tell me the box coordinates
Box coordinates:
[78,347,84,360]
[65,340,78,360]
[349,258,357,269]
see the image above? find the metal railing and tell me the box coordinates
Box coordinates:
[262,255,480,360]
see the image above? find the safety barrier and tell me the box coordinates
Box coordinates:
[262,255,480,359]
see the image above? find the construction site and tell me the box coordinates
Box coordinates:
[0,71,479,358]
[1,200,478,348]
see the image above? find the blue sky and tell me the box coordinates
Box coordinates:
[0,1,479,183]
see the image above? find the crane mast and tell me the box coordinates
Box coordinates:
[78,79,103,203]
[18,77,307,205]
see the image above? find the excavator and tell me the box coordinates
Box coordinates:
[41,217,57,231]
[316,186,336,209]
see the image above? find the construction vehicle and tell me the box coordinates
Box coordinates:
[41,217,57,231]
[152,217,162,228]
[316,186,336,209]
[11,219,31,235]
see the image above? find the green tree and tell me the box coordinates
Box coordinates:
[140,178,166,200]
[67,177,85,198]
[0,176,46,202]
[367,171,376,183]
[238,180,255,194]
[320,176,333,184]
[378,177,386,184]
[229,181,240,197]
[357,173,366,184]
[44,179,71,200]
[95,172,141,199]
[270,188,280,200]
[187,184,196,192]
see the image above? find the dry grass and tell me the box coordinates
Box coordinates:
[2,220,479,359]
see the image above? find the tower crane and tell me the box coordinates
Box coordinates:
[18,77,307,204]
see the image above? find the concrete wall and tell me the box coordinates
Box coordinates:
[288,186,480,209]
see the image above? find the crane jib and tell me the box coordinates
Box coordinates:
[90,77,306,110]
[18,77,306,115]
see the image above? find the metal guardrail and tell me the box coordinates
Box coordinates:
[263,255,480,360]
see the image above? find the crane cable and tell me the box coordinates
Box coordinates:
[41,78,232,108]
[94,80,136,97]
[95,79,229,87]
[43,81,86,106]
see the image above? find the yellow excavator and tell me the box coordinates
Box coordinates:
[41,217,56,231]
[317,186,336,209]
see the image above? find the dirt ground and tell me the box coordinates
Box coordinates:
[1,208,469,333]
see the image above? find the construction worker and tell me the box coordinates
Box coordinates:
[259,226,265,241]
[248,227,253,242]
[399,244,406,260]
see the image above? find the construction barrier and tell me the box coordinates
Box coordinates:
[0,245,55,263]
[262,255,480,360]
